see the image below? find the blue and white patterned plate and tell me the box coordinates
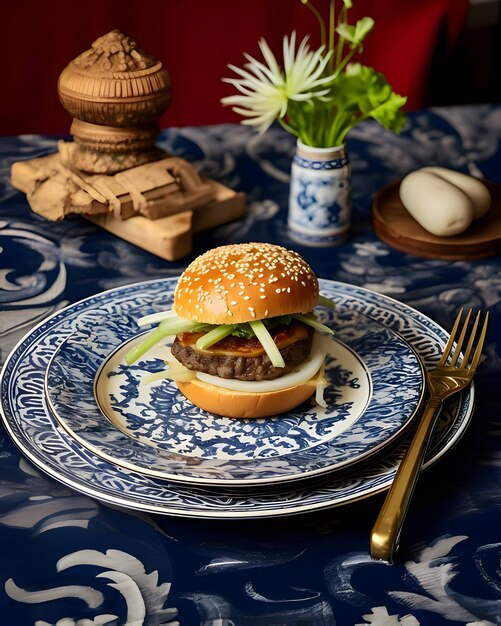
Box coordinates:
[43,281,424,486]
[0,279,474,518]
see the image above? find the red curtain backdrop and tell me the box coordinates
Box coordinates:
[0,0,468,136]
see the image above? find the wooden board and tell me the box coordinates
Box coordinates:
[372,179,501,260]
[11,151,246,261]
[84,181,246,261]
[85,211,194,261]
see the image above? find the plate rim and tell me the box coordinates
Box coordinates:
[0,278,475,519]
[0,387,473,519]
[42,296,426,486]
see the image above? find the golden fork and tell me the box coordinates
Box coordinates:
[370,308,489,564]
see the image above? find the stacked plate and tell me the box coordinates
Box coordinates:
[0,279,474,519]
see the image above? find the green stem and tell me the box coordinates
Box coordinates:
[279,117,300,139]
[335,5,348,67]
[337,113,367,144]
[327,109,349,146]
[320,104,329,146]
[328,0,335,70]
[301,0,326,47]
[332,43,358,79]
[303,109,317,146]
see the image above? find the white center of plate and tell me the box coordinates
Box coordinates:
[94,336,371,461]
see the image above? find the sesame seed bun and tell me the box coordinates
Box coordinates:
[173,243,319,324]
[176,377,316,419]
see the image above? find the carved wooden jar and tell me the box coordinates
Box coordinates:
[58,30,172,173]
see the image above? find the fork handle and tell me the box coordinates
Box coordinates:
[370,397,442,563]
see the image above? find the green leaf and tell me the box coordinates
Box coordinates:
[336,17,374,47]
[355,17,374,43]
[368,92,408,133]
[324,64,407,142]
[228,315,294,339]
[336,23,356,43]
[230,323,255,339]
[264,314,294,330]
[345,64,407,132]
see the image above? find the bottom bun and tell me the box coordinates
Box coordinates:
[176,378,316,419]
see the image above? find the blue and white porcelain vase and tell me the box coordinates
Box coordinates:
[288,140,352,246]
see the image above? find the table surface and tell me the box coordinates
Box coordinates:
[0,105,500,626]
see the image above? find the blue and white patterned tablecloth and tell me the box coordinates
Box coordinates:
[0,106,500,625]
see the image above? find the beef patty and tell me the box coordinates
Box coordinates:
[171,329,313,381]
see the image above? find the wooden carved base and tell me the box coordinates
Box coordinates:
[11,144,245,261]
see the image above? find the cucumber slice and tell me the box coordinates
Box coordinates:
[196,324,236,350]
[125,316,202,365]
[249,319,285,368]
[293,313,334,335]
[317,294,336,309]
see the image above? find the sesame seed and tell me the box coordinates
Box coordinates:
[174,242,317,321]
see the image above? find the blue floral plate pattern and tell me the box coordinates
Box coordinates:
[0,279,473,518]
[42,278,424,486]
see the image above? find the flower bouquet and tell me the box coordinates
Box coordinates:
[221,0,407,246]
[221,0,407,148]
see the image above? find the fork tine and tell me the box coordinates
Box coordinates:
[449,308,472,367]
[459,310,481,367]
[468,311,489,373]
[438,307,464,366]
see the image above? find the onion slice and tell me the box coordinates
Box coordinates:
[195,336,326,393]
[142,367,195,385]
[315,362,328,408]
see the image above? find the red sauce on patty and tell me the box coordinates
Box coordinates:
[178,320,310,357]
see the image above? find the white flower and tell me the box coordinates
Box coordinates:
[222,32,334,133]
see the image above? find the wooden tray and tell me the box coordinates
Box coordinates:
[11,153,245,261]
[372,179,501,260]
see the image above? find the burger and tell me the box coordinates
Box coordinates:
[126,242,334,418]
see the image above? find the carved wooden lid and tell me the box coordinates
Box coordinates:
[58,30,172,127]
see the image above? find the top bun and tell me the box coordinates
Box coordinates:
[174,243,319,324]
